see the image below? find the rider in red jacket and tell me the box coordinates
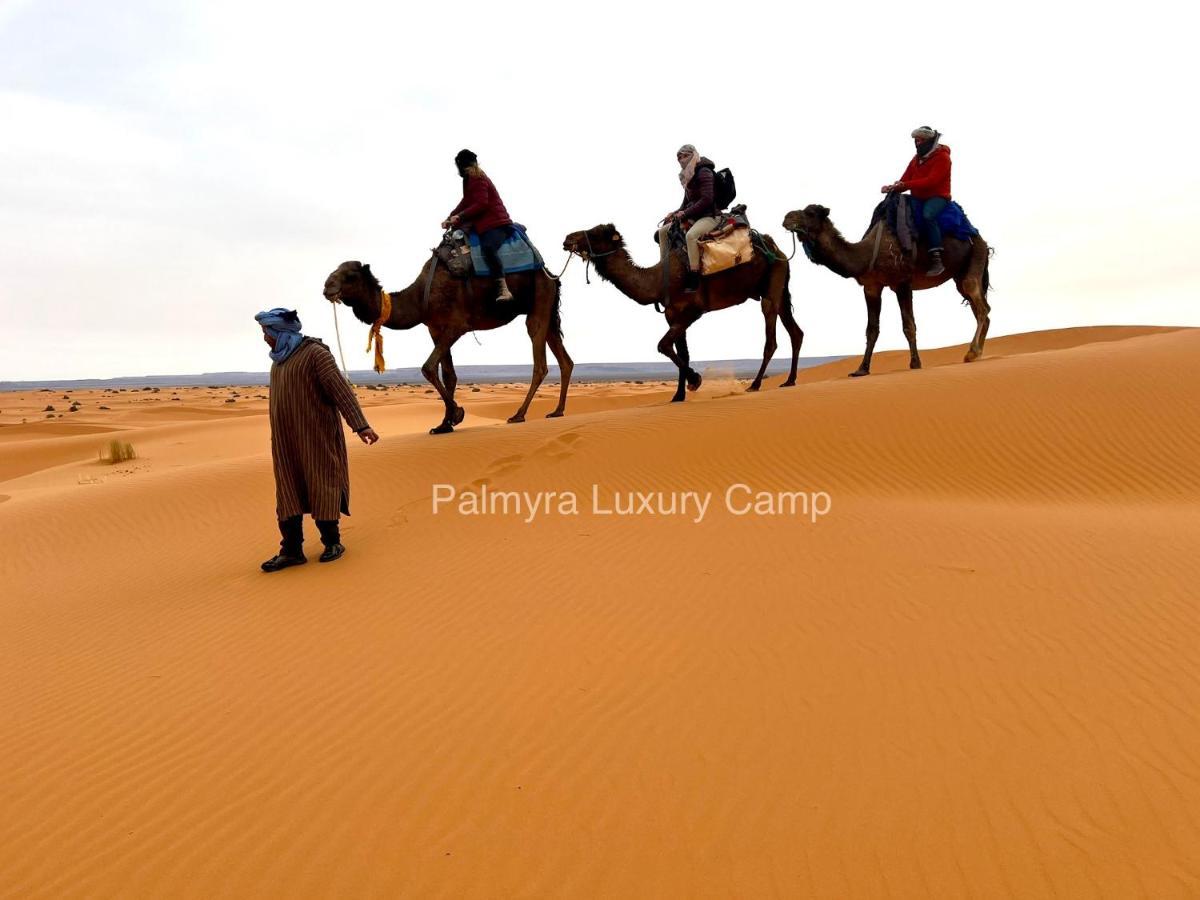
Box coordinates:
[881,126,952,276]
[442,149,516,300]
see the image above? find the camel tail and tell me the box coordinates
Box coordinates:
[983,246,994,299]
[759,234,792,312]
[550,274,564,339]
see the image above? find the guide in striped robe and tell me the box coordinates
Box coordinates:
[255,308,379,571]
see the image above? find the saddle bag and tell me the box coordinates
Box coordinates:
[436,228,476,278]
[699,224,754,276]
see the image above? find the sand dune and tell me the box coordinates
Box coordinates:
[2,326,1199,897]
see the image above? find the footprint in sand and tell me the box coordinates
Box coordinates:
[530,429,586,464]
[485,455,524,478]
[389,429,587,526]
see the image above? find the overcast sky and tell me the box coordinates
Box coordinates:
[2,0,1196,379]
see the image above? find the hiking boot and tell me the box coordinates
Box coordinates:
[261,553,306,573]
[495,278,513,301]
[319,543,345,563]
[683,269,699,293]
[925,249,945,277]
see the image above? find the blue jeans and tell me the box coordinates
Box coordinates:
[919,197,948,250]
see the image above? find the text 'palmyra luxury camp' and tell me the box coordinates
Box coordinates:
[431,484,833,525]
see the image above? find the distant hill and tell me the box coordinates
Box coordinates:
[1,358,845,391]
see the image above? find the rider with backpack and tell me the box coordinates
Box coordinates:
[658,144,728,292]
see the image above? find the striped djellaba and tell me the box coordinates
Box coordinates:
[268,338,370,521]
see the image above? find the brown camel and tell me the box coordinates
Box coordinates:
[561,225,801,402]
[323,260,572,434]
[781,204,991,376]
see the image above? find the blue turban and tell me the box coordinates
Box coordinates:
[255,308,305,363]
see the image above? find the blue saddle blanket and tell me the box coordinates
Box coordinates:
[468,225,545,276]
[911,197,978,241]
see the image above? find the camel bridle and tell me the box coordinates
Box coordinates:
[565,229,622,285]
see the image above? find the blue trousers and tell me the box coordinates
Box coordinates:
[919,197,949,250]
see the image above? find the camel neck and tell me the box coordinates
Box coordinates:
[376,280,425,330]
[814,227,875,280]
[593,245,664,307]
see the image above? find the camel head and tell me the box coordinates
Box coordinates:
[324,261,381,318]
[562,224,624,261]
[781,205,832,242]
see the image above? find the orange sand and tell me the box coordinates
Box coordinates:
[2,326,1199,897]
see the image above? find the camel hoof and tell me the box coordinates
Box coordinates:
[686,371,703,392]
[429,423,455,435]
[964,350,979,363]
[545,410,564,419]
[910,359,922,370]
[453,405,466,425]
[849,369,870,378]
[670,395,686,403]
[507,414,526,424]
[746,383,761,393]
[780,380,796,388]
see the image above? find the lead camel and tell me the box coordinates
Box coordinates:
[324,261,572,434]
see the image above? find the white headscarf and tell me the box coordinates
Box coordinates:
[677,144,699,187]
[911,126,941,158]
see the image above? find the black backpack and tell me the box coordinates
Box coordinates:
[713,167,737,211]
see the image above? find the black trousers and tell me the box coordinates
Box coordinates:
[477,225,513,278]
[279,515,340,555]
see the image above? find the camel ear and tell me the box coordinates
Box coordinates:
[816,206,830,219]
[611,232,622,243]
[361,263,373,276]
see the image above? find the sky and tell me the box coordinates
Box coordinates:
[1,0,1197,380]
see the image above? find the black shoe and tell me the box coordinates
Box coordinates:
[261,553,306,572]
[683,270,699,293]
[925,249,945,277]
[319,543,345,563]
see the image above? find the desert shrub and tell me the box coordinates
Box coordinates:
[100,440,137,464]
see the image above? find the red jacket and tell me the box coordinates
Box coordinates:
[899,144,952,200]
[450,173,512,234]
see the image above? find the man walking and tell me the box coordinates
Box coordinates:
[255,308,379,572]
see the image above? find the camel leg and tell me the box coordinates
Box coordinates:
[440,350,466,426]
[657,315,701,402]
[959,281,991,363]
[779,300,803,387]
[748,304,778,392]
[895,284,921,370]
[509,313,550,424]
[421,334,463,434]
[678,331,702,394]
[850,287,883,377]
[545,327,573,418]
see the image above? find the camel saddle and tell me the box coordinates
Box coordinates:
[433,226,545,280]
[657,204,757,278]
[867,193,980,257]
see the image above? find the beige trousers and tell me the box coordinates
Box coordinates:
[657,216,721,272]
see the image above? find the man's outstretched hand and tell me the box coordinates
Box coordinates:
[358,427,380,445]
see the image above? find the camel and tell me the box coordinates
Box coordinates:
[561,225,801,402]
[323,259,571,434]
[781,204,991,376]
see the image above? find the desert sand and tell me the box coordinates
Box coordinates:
[3,325,1199,898]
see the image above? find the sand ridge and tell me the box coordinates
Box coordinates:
[2,325,1199,898]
